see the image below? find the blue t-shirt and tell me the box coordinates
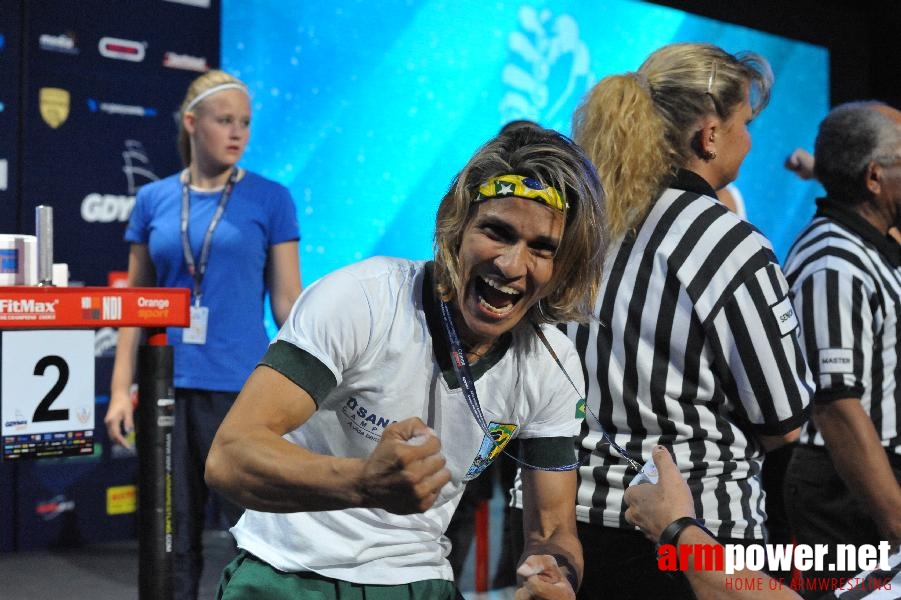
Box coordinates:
[126,170,300,391]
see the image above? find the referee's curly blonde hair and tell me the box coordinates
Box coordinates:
[573,42,772,237]
[433,125,608,325]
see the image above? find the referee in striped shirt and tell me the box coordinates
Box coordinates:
[783,101,901,597]
[567,43,813,598]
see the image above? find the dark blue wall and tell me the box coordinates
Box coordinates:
[0,0,219,552]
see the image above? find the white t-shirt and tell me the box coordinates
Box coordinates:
[230,256,584,584]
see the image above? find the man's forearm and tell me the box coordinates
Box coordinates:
[815,399,901,543]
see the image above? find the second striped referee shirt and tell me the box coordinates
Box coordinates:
[565,169,813,540]
[783,197,901,456]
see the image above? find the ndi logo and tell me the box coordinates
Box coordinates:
[102,296,122,320]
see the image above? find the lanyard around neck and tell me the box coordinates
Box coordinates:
[437,300,579,472]
[531,323,643,472]
[180,168,238,305]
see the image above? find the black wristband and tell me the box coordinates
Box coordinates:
[551,553,580,592]
[657,516,712,548]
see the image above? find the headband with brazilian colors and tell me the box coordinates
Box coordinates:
[475,174,566,212]
[185,83,249,112]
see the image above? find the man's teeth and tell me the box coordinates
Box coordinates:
[475,276,521,315]
[479,297,515,315]
[481,276,520,296]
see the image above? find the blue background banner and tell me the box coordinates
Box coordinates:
[222,0,828,286]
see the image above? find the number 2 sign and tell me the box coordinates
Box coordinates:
[2,330,95,439]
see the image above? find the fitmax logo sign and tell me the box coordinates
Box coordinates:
[0,299,59,313]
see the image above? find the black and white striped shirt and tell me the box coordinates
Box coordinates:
[783,197,901,457]
[566,170,813,540]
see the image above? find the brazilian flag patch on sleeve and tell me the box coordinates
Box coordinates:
[575,398,586,419]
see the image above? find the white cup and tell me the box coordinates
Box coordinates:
[52,263,69,287]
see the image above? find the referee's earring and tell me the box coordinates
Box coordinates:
[702,131,717,161]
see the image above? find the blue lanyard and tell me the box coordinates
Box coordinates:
[437,300,579,472]
[180,168,238,306]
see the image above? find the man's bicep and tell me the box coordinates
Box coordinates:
[221,364,318,438]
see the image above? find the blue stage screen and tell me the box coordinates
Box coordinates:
[222,0,828,285]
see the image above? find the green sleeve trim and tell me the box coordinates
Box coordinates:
[519,436,576,470]
[258,340,337,407]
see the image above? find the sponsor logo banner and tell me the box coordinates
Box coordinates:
[35,495,76,520]
[163,0,211,7]
[39,87,70,129]
[163,51,209,72]
[0,287,189,328]
[106,485,137,515]
[80,139,159,223]
[39,33,79,54]
[86,99,157,117]
[98,37,145,62]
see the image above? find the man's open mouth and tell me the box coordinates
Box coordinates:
[475,276,522,316]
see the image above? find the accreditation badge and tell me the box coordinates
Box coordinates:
[462,421,518,482]
[183,305,209,345]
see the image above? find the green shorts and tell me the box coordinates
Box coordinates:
[217,550,462,600]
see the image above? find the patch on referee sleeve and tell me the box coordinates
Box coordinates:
[818,348,854,374]
[769,296,798,336]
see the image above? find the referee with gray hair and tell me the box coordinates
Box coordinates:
[783,100,901,598]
